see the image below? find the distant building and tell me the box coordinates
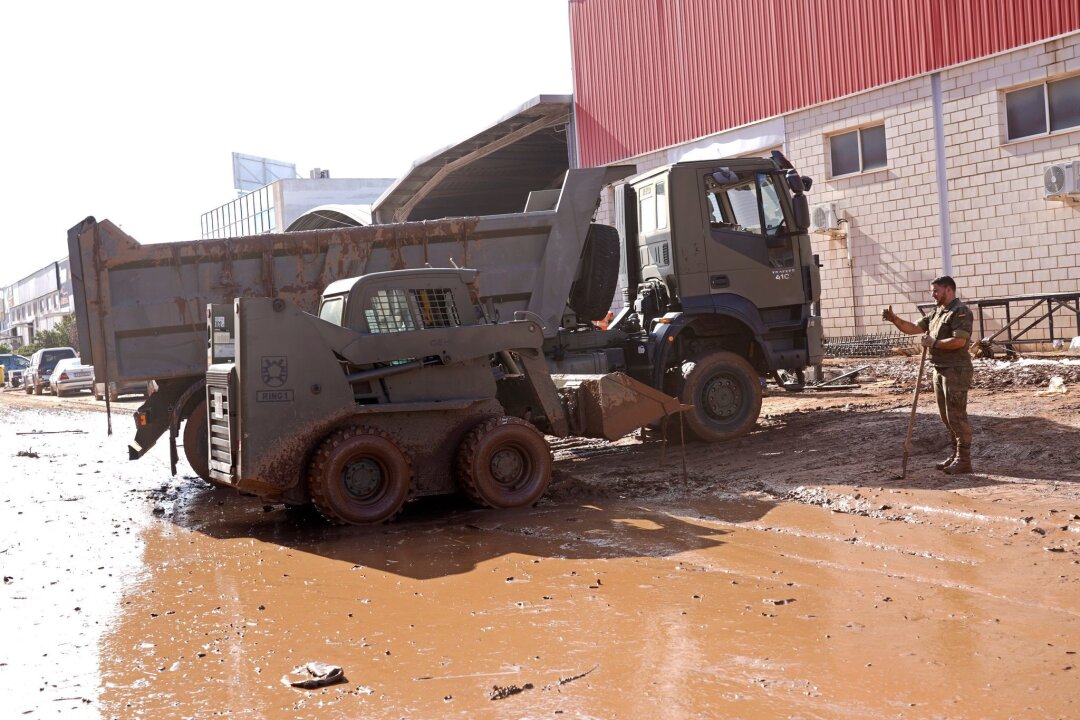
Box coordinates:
[200,173,396,239]
[0,260,72,349]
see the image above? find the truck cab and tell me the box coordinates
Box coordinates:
[602,153,823,442]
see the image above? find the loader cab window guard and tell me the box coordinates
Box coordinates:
[361,286,464,334]
[364,289,418,334]
[409,287,461,329]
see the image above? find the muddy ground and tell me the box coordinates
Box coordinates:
[2,356,1080,719]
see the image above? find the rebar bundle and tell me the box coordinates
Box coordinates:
[823,332,918,358]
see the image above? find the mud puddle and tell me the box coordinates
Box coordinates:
[3,365,1080,718]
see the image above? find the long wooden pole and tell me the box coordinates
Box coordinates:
[901,344,929,479]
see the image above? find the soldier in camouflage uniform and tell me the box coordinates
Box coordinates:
[882,276,974,474]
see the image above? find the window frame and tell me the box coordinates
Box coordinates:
[827,123,888,178]
[1004,74,1080,142]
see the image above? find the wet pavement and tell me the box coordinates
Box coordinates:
[2,382,1080,718]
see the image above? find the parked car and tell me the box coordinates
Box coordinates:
[93,379,153,402]
[0,353,30,388]
[49,357,95,397]
[23,347,77,395]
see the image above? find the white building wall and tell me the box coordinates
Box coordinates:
[786,75,943,337]
[941,34,1080,340]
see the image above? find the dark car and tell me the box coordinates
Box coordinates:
[1,353,30,388]
[24,347,78,395]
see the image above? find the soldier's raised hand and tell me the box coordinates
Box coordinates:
[882,305,898,323]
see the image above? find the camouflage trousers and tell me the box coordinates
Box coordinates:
[932,366,973,449]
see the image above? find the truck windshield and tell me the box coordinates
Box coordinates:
[319,296,345,326]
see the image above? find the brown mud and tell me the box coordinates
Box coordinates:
[2,356,1080,718]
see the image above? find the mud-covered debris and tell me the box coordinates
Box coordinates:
[489,682,533,700]
[551,665,598,688]
[282,662,346,689]
[764,598,797,605]
[17,449,39,459]
[1046,547,1066,553]
[1035,376,1068,396]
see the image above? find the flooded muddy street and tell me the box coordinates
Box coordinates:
[3,359,1080,719]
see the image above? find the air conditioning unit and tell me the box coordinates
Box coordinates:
[810,203,840,234]
[309,168,330,180]
[1044,161,1080,200]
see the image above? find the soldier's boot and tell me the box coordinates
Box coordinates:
[943,446,973,475]
[936,438,958,471]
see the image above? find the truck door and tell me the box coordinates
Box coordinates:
[701,168,806,310]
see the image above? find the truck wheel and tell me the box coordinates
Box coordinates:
[677,351,762,442]
[308,427,412,525]
[183,401,212,482]
[568,224,620,322]
[455,417,552,508]
[24,381,32,394]
[33,382,42,396]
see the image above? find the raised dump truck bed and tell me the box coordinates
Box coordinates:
[67,166,631,468]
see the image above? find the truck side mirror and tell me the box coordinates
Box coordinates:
[786,170,812,193]
[792,194,810,231]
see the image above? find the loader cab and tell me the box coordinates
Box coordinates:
[319,268,486,334]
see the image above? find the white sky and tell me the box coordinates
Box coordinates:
[0,0,572,284]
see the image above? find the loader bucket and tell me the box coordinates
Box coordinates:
[555,372,685,441]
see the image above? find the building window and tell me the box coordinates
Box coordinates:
[829,124,887,177]
[1005,75,1080,141]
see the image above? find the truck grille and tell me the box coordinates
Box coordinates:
[206,366,237,483]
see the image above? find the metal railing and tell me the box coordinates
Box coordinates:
[919,292,1080,352]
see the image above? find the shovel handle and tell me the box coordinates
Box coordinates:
[901,344,929,479]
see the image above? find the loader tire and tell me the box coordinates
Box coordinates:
[568,224,620,322]
[676,351,762,443]
[308,426,412,525]
[455,417,551,508]
[183,400,212,482]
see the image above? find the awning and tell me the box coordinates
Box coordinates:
[372,95,572,223]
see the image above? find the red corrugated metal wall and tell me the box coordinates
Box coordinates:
[570,0,1080,166]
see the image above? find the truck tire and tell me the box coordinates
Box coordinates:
[455,417,552,508]
[183,401,212,482]
[24,380,32,394]
[568,224,620,322]
[33,382,42,396]
[676,351,762,442]
[308,427,412,525]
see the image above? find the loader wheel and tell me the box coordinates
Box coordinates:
[182,400,211,482]
[677,351,762,443]
[455,417,552,508]
[308,427,412,525]
[568,224,620,322]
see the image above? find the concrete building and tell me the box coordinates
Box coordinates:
[0,259,73,349]
[201,174,396,239]
[568,0,1080,342]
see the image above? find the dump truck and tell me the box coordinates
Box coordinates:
[68,153,822,517]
